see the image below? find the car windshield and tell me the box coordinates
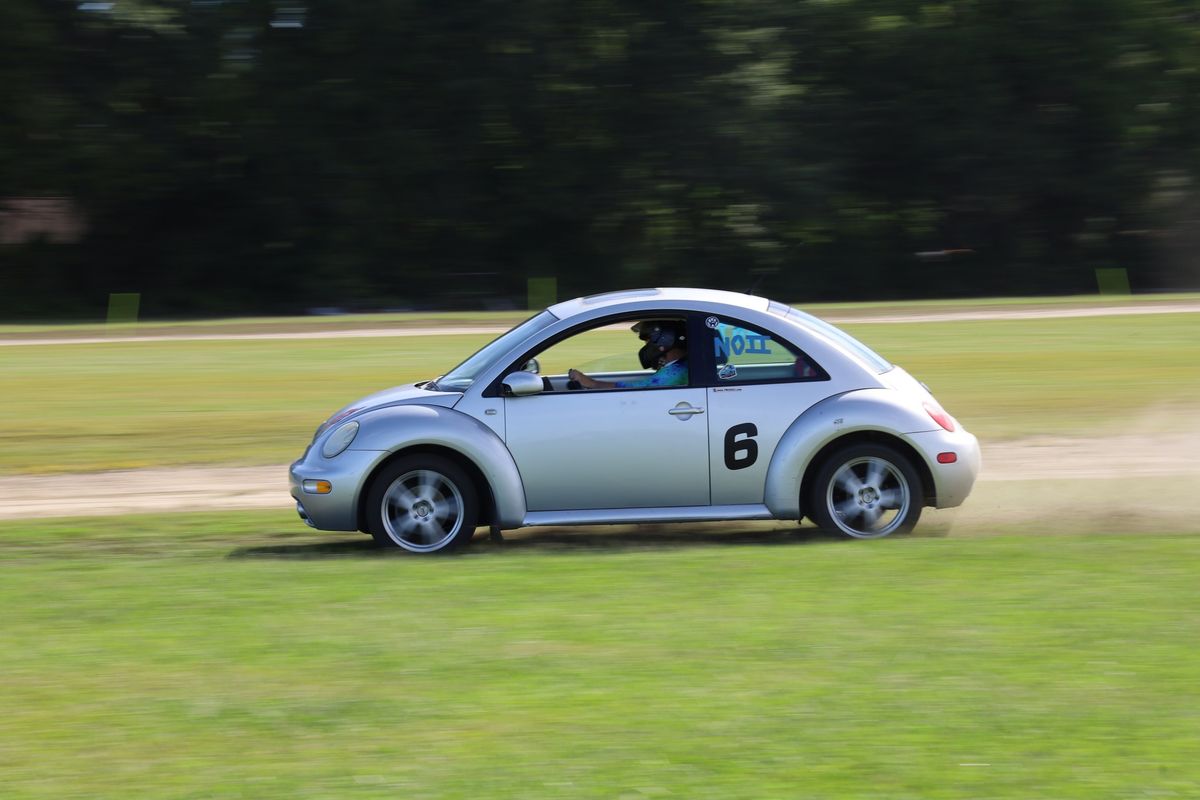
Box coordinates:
[433,311,557,392]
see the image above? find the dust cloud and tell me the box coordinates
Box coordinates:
[931,404,1200,536]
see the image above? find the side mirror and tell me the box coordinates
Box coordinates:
[522,357,541,375]
[502,371,544,397]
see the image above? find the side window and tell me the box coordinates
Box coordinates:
[519,315,692,391]
[533,323,642,376]
[706,317,826,385]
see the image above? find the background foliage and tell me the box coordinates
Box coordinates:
[4,0,1200,317]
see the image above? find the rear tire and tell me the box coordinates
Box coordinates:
[809,443,923,539]
[366,455,479,553]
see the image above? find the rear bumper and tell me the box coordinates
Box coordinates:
[905,428,982,509]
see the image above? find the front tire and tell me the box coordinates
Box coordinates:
[809,443,923,539]
[366,455,479,553]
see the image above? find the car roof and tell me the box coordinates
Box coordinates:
[546,287,771,320]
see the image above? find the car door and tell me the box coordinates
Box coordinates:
[501,313,710,512]
[700,316,833,506]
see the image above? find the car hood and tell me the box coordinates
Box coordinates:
[316,382,460,436]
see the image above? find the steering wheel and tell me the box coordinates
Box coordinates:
[566,379,582,391]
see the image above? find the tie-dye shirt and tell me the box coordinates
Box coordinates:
[613,359,688,389]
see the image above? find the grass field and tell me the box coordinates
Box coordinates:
[3,297,1199,797]
[2,513,1199,799]
[2,291,1197,336]
[2,302,1198,474]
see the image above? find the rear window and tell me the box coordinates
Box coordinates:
[709,319,825,383]
[781,306,893,373]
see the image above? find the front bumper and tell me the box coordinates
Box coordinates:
[289,447,387,532]
[905,427,982,509]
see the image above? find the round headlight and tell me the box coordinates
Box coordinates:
[321,421,359,458]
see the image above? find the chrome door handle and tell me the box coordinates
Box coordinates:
[668,402,705,418]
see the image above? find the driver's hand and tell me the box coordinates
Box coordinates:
[568,368,583,382]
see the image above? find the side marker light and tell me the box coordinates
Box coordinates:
[303,479,333,494]
[937,452,957,464]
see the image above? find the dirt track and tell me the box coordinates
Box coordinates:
[3,301,1197,528]
[3,427,1197,523]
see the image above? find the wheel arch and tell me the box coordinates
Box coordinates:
[763,389,939,519]
[356,444,500,534]
[798,431,935,521]
[348,405,527,532]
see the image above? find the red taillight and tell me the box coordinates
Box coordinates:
[923,401,956,432]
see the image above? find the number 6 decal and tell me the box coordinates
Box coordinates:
[724,423,758,470]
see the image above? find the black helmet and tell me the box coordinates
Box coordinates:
[632,320,686,369]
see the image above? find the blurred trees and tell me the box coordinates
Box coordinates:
[3,0,1199,318]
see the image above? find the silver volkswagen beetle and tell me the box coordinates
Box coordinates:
[290,288,980,552]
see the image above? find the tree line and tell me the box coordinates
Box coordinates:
[3,0,1199,318]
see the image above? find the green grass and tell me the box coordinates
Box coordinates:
[2,513,1198,798]
[0,335,478,473]
[802,290,1200,313]
[2,292,1197,336]
[4,298,1199,797]
[844,312,1200,439]
[0,310,528,337]
[2,305,1198,473]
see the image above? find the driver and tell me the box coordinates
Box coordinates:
[568,320,688,389]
